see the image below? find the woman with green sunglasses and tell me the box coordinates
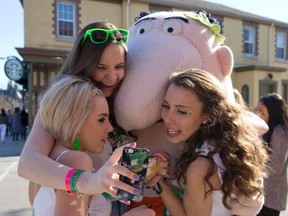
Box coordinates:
[18,22,155,216]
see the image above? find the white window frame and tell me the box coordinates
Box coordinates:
[276,31,286,60]
[244,26,256,56]
[56,1,76,39]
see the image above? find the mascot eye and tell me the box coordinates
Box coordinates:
[162,20,182,35]
[135,21,153,35]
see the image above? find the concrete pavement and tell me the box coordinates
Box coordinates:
[0,135,32,216]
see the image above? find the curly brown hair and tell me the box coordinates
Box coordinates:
[171,68,268,209]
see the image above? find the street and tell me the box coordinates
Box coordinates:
[0,135,31,216]
[0,135,287,216]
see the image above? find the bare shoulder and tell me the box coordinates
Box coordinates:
[57,150,94,171]
[186,156,210,179]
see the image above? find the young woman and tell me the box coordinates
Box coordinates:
[18,22,131,196]
[255,93,288,216]
[31,75,152,215]
[151,68,268,216]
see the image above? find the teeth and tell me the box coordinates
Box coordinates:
[168,129,178,134]
[103,82,114,86]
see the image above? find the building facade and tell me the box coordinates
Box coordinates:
[17,0,288,120]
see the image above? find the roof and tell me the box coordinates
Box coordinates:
[134,0,288,27]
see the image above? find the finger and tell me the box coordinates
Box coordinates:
[118,199,130,205]
[113,163,140,182]
[146,174,162,187]
[152,151,171,161]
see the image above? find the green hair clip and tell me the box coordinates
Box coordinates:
[184,11,225,45]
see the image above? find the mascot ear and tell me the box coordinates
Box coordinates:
[217,45,234,77]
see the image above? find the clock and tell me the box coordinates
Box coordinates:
[4,56,24,81]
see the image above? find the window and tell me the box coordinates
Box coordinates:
[259,79,277,98]
[244,26,256,56]
[242,85,249,104]
[56,2,76,39]
[276,29,288,60]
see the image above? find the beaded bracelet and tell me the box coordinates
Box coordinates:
[65,168,77,194]
[70,169,86,194]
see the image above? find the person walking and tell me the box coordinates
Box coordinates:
[255,93,288,216]
[11,107,22,141]
[20,108,29,140]
[0,109,9,143]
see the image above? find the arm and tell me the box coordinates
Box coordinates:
[269,126,288,173]
[18,111,70,190]
[18,115,142,196]
[244,111,268,135]
[159,157,213,216]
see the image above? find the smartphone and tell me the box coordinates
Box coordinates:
[116,147,149,202]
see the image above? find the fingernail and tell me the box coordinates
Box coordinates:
[133,175,140,181]
[129,142,136,147]
[133,189,140,194]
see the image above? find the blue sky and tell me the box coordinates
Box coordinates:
[0,0,24,89]
[0,0,287,89]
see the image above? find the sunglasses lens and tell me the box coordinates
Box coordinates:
[90,29,108,43]
[114,29,128,43]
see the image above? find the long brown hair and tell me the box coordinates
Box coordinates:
[58,22,127,84]
[57,22,128,127]
[171,68,268,209]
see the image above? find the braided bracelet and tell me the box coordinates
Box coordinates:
[71,169,86,194]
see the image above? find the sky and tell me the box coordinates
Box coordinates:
[0,0,288,89]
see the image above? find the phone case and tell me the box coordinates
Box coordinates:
[116,147,149,202]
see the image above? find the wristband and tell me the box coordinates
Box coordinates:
[65,168,77,194]
[71,169,86,193]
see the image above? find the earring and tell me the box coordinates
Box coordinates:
[74,138,80,150]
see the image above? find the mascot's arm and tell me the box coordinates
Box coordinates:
[244,111,269,135]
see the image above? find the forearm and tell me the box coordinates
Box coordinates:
[18,111,69,189]
[159,180,186,216]
[269,127,288,173]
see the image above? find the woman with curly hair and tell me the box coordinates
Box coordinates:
[151,68,269,216]
[256,93,288,216]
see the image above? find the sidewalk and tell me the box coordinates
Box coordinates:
[0,134,26,157]
[0,134,32,216]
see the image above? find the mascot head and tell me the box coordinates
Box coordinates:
[114,10,234,131]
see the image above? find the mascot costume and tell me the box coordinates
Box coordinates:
[107,10,267,216]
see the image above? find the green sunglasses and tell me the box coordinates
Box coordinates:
[82,28,129,45]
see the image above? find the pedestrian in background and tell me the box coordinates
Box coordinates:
[20,108,28,140]
[6,109,13,136]
[0,109,9,143]
[11,107,22,141]
[255,93,288,216]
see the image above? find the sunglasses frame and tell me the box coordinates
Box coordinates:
[82,28,129,45]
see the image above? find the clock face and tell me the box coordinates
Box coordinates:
[4,57,24,81]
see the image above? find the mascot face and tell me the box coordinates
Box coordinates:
[114,11,234,131]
